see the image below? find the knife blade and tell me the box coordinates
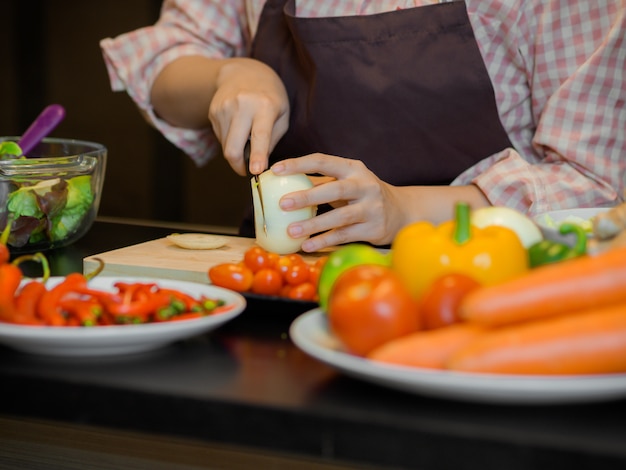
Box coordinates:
[244,140,267,234]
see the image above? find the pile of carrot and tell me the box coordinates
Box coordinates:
[367,246,626,375]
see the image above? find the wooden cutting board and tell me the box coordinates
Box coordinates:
[83,235,331,284]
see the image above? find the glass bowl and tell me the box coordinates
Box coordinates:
[0,136,107,253]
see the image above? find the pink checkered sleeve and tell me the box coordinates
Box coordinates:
[100,0,252,166]
[454,1,626,215]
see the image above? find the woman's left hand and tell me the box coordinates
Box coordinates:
[270,154,408,252]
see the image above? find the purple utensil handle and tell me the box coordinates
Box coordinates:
[18,104,66,156]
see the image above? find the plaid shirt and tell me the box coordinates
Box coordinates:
[100,0,626,215]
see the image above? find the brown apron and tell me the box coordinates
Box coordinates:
[240,0,512,236]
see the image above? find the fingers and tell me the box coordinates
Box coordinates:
[294,205,388,252]
[271,155,399,251]
[214,102,289,177]
[209,58,290,177]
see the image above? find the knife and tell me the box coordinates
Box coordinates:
[244,140,268,234]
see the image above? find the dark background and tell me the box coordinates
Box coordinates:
[1,0,249,231]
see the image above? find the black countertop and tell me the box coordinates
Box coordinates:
[2,220,626,469]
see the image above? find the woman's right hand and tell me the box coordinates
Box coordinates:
[210,58,290,177]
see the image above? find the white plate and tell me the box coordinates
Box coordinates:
[290,309,626,405]
[0,276,246,357]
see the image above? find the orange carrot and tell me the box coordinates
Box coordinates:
[366,323,486,370]
[459,246,626,327]
[448,302,626,375]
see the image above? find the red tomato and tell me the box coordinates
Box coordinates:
[243,246,273,273]
[314,256,329,270]
[251,268,284,296]
[287,282,317,301]
[328,265,421,356]
[267,251,280,269]
[273,255,295,277]
[283,262,310,286]
[308,265,321,289]
[280,284,293,298]
[309,256,328,288]
[420,273,481,330]
[208,263,254,292]
[287,253,306,265]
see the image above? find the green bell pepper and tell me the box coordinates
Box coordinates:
[528,222,587,268]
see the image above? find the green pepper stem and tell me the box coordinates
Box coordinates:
[11,252,51,282]
[453,202,472,245]
[85,257,105,281]
[0,214,14,246]
[558,222,587,255]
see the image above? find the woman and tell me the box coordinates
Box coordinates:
[101,0,626,252]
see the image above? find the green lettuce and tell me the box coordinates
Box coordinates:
[49,175,94,241]
[0,141,23,159]
[5,175,94,245]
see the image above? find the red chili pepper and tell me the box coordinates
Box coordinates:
[37,273,88,326]
[13,281,47,325]
[158,288,204,312]
[106,290,172,322]
[82,283,171,323]
[210,303,236,315]
[168,312,205,322]
[59,298,103,326]
[200,297,227,312]
[0,263,24,323]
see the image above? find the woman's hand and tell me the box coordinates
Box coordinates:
[270,154,410,252]
[151,56,289,176]
[210,58,290,176]
[271,154,493,252]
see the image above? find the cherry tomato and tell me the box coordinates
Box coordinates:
[420,273,481,330]
[307,256,328,289]
[267,251,280,269]
[283,262,310,286]
[251,268,283,296]
[208,263,253,292]
[287,253,306,265]
[243,246,273,273]
[273,255,295,278]
[308,265,322,289]
[328,264,421,356]
[280,284,293,298]
[287,282,317,301]
[314,256,329,271]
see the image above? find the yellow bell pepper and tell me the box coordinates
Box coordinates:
[391,202,528,301]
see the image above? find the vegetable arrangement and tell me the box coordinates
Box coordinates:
[320,202,626,376]
[0,234,231,327]
[208,246,328,301]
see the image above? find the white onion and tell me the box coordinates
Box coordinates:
[471,206,543,248]
[252,170,316,254]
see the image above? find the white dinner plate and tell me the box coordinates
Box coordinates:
[290,309,626,405]
[0,276,246,357]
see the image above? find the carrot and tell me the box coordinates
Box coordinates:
[366,323,486,370]
[459,246,626,327]
[448,302,626,375]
